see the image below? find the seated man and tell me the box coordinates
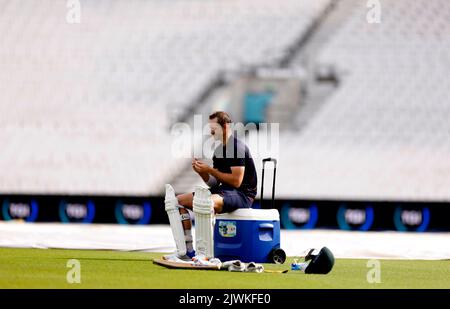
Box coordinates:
[164,111,257,261]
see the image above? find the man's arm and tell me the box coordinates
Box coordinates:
[197,169,210,183]
[198,172,209,183]
[195,160,244,188]
[209,166,244,189]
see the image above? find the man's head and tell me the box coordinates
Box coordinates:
[209,111,232,142]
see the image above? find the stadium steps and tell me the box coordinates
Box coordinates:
[287,0,360,131]
[288,0,360,69]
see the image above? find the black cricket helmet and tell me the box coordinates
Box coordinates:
[304,247,335,274]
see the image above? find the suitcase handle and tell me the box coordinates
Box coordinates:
[260,157,277,209]
[263,157,277,167]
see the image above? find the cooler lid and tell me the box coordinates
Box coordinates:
[216,208,279,221]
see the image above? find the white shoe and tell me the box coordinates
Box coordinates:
[163,253,193,263]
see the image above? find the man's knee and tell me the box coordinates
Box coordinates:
[211,194,224,213]
[213,203,223,214]
[176,194,185,205]
[177,193,193,209]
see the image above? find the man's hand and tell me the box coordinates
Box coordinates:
[192,159,211,183]
[192,159,245,189]
[192,159,200,173]
[193,160,212,174]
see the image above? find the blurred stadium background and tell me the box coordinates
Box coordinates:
[0,0,449,260]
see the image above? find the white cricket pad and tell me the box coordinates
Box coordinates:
[193,185,214,258]
[164,184,187,256]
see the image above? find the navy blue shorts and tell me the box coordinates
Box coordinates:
[193,187,254,213]
[211,187,253,213]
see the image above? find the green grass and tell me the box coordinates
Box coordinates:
[0,248,448,289]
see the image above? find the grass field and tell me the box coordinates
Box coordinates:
[0,248,449,289]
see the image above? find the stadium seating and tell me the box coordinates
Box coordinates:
[0,0,331,195]
[277,0,450,200]
[5,0,448,201]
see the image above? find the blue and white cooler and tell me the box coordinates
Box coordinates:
[213,208,286,263]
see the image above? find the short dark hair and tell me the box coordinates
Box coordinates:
[209,111,232,128]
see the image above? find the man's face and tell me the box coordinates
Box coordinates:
[209,118,223,141]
